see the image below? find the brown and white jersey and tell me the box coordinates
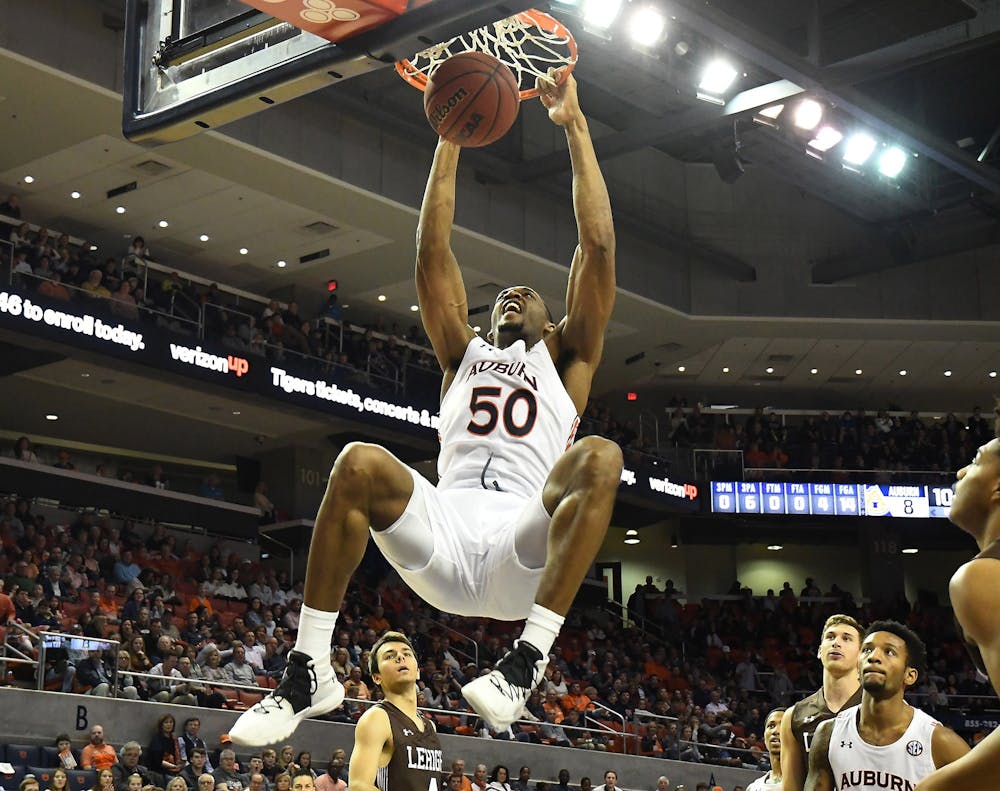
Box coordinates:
[376,701,443,791]
[790,686,863,755]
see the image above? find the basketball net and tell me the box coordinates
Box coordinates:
[396,9,577,100]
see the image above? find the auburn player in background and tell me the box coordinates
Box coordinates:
[805,621,968,791]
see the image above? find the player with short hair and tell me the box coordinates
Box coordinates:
[747,708,784,791]
[780,614,864,791]
[349,631,442,791]
[804,621,968,791]
[914,411,1000,790]
[231,71,619,745]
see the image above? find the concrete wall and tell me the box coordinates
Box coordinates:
[0,688,759,791]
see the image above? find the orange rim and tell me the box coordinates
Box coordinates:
[395,8,577,100]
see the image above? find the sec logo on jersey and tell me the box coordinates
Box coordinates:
[906,740,924,756]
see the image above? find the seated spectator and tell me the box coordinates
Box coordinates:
[91,769,117,791]
[224,644,258,687]
[81,269,112,299]
[75,648,114,696]
[82,725,119,770]
[313,751,347,791]
[38,271,72,301]
[112,743,156,791]
[13,435,40,462]
[213,750,249,791]
[146,714,184,778]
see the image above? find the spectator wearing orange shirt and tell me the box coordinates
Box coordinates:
[364,605,391,634]
[81,724,119,771]
[0,578,15,643]
[542,689,565,724]
[187,582,214,616]
[38,272,71,301]
[560,682,593,713]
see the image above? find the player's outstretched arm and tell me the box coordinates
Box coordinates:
[416,138,476,376]
[803,720,834,791]
[348,706,392,791]
[779,705,805,791]
[538,74,614,383]
[915,559,1000,790]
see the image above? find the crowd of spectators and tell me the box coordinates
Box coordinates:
[3,199,988,481]
[1,205,440,401]
[1,496,996,778]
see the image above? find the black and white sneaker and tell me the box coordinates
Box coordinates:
[229,650,344,746]
[461,640,547,729]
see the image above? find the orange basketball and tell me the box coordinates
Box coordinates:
[424,52,520,147]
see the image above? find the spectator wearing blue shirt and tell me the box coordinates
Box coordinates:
[113,549,141,585]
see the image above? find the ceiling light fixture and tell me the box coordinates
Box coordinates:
[45,414,59,421]
[677,365,686,372]
[808,126,843,152]
[722,366,730,373]
[23,175,34,184]
[754,104,784,127]
[843,132,878,166]
[793,99,824,130]
[377,294,387,302]
[158,219,169,228]
[410,304,419,312]
[624,537,640,545]
[878,146,908,178]
[810,368,819,374]
[944,370,952,377]
[625,529,638,536]
[766,544,783,551]
[199,234,210,242]
[765,367,774,374]
[699,60,738,96]
[70,191,82,199]
[582,0,624,30]
[115,206,126,214]
[239,247,249,255]
[990,371,998,378]
[628,5,667,47]
[855,369,863,375]
[898,369,907,376]
[901,547,919,554]
[276,260,287,268]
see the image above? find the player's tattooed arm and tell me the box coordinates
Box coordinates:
[803,720,834,791]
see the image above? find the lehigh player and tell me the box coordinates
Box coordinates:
[780,615,864,791]
[915,415,1000,790]
[232,71,620,744]
[804,621,968,791]
[349,631,443,791]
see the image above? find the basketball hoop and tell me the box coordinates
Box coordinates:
[396,9,577,100]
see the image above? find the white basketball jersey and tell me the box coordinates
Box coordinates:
[745,771,781,791]
[828,704,939,790]
[437,336,579,499]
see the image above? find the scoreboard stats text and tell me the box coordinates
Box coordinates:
[710,481,953,518]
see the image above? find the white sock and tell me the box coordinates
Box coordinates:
[294,605,338,668]
[518,603,564,658]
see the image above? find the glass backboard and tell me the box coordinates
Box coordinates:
[123,0,534,144]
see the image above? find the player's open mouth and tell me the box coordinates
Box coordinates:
[828,651,843,660]
[502,300,521,314]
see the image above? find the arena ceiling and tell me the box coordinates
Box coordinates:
[2,0,1000,466]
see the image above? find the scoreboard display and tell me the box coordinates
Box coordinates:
[710,481,953,518]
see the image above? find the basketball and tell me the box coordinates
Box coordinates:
[423,51,520,147]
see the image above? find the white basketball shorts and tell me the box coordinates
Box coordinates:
[370,466,551,621]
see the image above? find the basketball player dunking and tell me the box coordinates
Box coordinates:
[746,708,785,791]
[914,414,1000,790]
[780,615,864,791]
[231,71,621,745]
[805,621,968,791]
[349,631,443,791]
